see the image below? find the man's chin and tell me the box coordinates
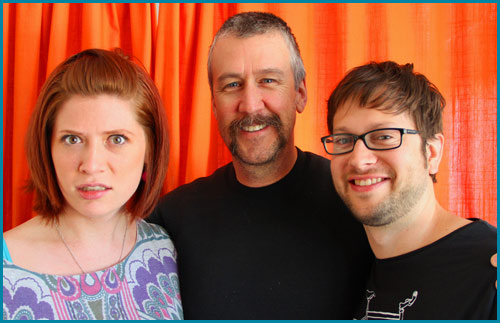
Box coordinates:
[355,214,390,227]
[230,140,285,166]
[234,151,278,166]
[343,200,388,227]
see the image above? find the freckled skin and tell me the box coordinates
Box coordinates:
[51,94,147,220]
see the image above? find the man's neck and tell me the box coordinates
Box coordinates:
[364,192,470,259]
[233,145,298,188]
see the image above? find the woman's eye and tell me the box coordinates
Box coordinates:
[63,135,81,145]
[109,135,126,145]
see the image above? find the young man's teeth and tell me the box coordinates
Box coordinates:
[81,186,106,191]
[354,178,383,186]
[242,124,266,132]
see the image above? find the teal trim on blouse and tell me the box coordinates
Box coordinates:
[3,237,12,262]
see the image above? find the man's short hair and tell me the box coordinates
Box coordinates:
[207,11,306,92]
[327,61,445,182]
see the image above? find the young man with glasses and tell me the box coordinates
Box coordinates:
[324,61,497,319]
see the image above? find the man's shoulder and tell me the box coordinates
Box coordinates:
[427,218,497,264]
[463,219,497,247]
[302,150,330,164]
[297,150,334,186]
[148,163,232,226]
[160,163,232,203]
[297,149,331,174]
[471,218,497,233]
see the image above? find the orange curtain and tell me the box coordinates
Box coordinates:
[3,3,496,231]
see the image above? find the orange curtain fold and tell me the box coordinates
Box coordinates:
[3,3,497,231]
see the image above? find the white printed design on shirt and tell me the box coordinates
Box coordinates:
[360,290,418,320]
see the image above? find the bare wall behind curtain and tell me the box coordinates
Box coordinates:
[3,3,497,231]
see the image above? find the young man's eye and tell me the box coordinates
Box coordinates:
[62,135,81,145]
[109,135,127,145]
[334,136,353,145]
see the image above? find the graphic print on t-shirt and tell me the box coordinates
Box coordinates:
[360,290,418,320]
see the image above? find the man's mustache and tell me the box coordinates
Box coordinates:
[229,114,282,135]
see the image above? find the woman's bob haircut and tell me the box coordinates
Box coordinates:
[25,48,169,222]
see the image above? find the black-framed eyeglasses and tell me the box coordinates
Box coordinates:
[321,128,420,155]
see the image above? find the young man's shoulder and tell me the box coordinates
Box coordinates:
[415,218,496,276]
[454,218,496,246]
[419,218,496,262]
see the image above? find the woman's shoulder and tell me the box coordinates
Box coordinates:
[4,217,56,259]
[131,219,177,260]
[4,216,66,273]
[136,219,173,243]
[137,218,168,234]
[4,216,46,239]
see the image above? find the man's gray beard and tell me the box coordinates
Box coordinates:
[228,114,287,166]
[347,176,427,227]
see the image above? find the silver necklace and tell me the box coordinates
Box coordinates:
[55,220,128,275]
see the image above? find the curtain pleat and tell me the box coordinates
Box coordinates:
[3,3,496,230]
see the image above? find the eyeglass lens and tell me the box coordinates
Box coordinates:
[327,129,402,154]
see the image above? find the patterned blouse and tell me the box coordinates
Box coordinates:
[3,220,183,320]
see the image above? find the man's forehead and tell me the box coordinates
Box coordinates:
[211,31,293,77]
[333,99,413,128]
[218,29,284,42]
[336,95,407,115]
[213,31,289,54]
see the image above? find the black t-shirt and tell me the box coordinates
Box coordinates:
[354,219,497,320]
[148,148,373,319]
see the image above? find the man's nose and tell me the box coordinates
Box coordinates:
[238,82,265,114]
[347,138,377,169]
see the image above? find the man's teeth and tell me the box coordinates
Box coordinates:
[81,186,107,191]
[242,124,266,132]
[354,178,383,186]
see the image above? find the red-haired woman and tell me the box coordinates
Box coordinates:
[3,49,183,320]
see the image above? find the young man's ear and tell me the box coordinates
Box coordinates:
[295,79,307,114]
[426,133,444,177]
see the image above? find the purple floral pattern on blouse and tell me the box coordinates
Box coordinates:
[3,221,183,320]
